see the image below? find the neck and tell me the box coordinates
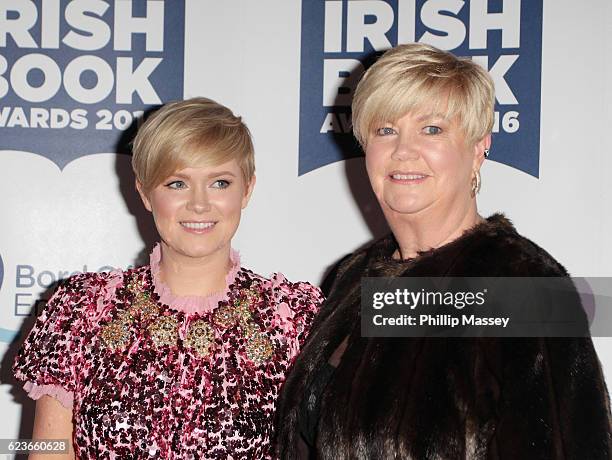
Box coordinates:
[385,201,482,260]
[157,242,233,297]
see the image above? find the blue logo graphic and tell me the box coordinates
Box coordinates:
[0,252,16,343]
[0,1,185,169]
[299,0,543,177]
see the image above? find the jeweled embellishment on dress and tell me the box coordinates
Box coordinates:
[126,277,160,321]
[131,293,160,322]
[99,274,274,363]
[100,276,163,351]
[234,298,253,324]
[213,305,240,328]
[147,316,179,348]
[212,290,255,326]
[245,332,274,365]
[184,320,215,357]
[100,318,131,351]
[244,288,259,304]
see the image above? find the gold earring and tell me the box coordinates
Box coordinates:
[471,170,481,197]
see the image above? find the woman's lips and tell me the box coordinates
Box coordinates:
[180,221,216,234]
[388,172,429,184]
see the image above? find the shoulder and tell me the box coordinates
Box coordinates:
[43,267,130,322]
[320,235,395,295]
[326,214,569,278]
[54,268,126,300]
[238,268,323,347]
[321,237,390,283]
[466,214,568,276]
[241,268,324,305]
[57,268,124,292]
[240,268,323,326]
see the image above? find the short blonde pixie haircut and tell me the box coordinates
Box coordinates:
[132,97,255,193]
[352,43,495,147]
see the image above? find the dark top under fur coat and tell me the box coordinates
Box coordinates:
[276,214,612,459]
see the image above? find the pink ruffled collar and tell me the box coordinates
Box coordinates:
[149,243,241,314]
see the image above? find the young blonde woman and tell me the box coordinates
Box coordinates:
[14,98,323,459]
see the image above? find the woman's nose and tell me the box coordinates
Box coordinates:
[391,134,420,161]
[186,187,211,213]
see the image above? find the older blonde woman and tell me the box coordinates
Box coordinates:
[14,98,323,459]
[277,44,611,459]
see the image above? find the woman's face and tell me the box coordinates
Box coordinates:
[365,110,487,219]
[138,159,254,261]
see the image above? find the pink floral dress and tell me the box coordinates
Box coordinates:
[13,245,323,459]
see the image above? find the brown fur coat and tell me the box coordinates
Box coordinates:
[276,214,612,459]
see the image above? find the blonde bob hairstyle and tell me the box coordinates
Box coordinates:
[132,97,255,193]
[352,43,495,148]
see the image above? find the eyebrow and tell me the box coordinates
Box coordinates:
[170,170,237,179]
[207,170,237,178]
[415,112,449,122]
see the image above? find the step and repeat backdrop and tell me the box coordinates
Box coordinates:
[1,0,611,443]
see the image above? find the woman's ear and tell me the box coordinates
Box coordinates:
[242,174,256,209]
[472,133,492,169]
[135,179,152,212]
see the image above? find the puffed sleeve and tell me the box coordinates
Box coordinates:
[13,274,92,409]
[270,274,324,361]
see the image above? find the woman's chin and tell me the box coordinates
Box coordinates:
[383,199,430,216]
[162,240,227,260]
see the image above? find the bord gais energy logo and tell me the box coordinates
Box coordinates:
[299,0,543,177]
[0,0,185,169]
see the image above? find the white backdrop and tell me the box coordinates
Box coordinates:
[1,0,611,449]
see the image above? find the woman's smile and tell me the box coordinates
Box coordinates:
[388,171,430,184]
[179,221,217,233]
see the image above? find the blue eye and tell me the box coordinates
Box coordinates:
[211,179,230,189]
[423,126,442,135]
[376,127,396,136]
[166,180,187,190]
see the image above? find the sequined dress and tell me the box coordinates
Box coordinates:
[13,245,323,459]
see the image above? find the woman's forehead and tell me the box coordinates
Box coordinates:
[169,158,240,176]
[372,107,454,126]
